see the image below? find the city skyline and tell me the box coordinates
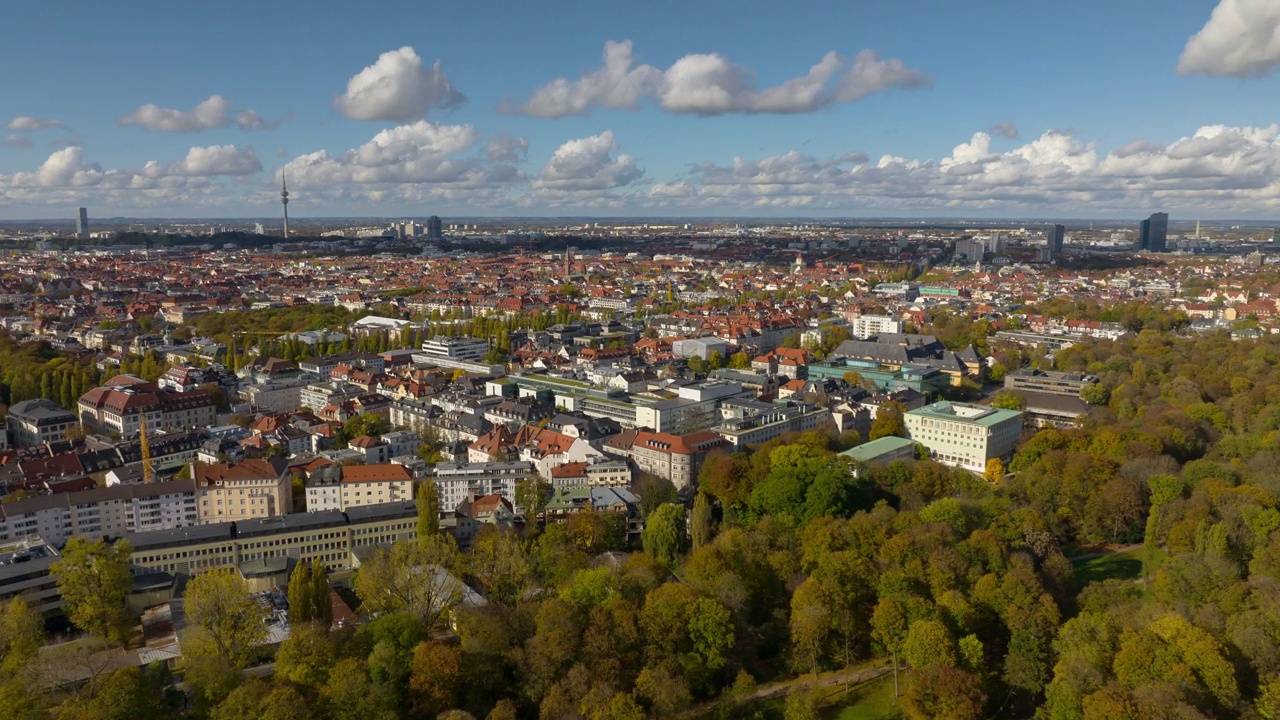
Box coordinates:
[2,0,1280,219]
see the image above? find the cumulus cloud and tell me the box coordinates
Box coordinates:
[335,47,465,121]
[511,40,661,117]
[647,124,1280,214]
[0,144,264,191]
[487,134,529,164]
[281,120,521,187]
[1,134,32,149]
[119,95,278,132]
[990,122,1019,139]
[7,116,64,131]
[1179,0,1280,77]
[168,145,262,176]
[510,41,928,117]
[535,131,643,191]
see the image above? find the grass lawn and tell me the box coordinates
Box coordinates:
[827,676,903,720]
[1072,546,1167,588]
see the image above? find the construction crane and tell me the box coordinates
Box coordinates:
[139,412,155,485]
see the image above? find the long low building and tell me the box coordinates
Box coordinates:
[125,501,418,576]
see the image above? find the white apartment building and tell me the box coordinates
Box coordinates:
[6,399,78,447]
[240,375,316,414]
[421,336,489,362]
[432,461,536,513]
[849,314,904,339]
[0,479,200,546]
[904,401,1024,473]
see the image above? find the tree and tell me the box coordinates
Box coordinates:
[311,562,332,627]
[902,665,986,720]
[904,619,956,669]
[728,352,751,369]
[52,537,133,644]
[409,640,461,719]
[686,356,706,374]
[468,527,533,607]
[354,534,464,632]
[688,597,735,671]
[708,351,724,370]
[984,457,1006,483]
[870,401,907,440]
[634,474,678,517]
[287,562,315,625]
[1080,382,1110,406]
[274,622,339,689]
[321,658,398,720]
[184,568,270,668]
[691,491,715,549]
[0,598,42,678]
[516,476,551,527]
[783,687,821,720]
[642,503,687,568]
[790,578,830,678]
[416,480,440,537]
[991,390,1026,411]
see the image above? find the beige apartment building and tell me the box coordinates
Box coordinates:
[339,464,414,509]
[193,458,292,524]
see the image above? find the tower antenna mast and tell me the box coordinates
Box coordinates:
[281,173,290,239]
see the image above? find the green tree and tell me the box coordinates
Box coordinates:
[0,598,42,678]
[468,527,533,607]
[991,390,1026,411]
[869,401,907,440]
[686,355,706,374]
[416,480,440,537]
[354,534,464,632]
[311,562,332,627]
[516,476,551,527]
[641,503,687,567]
[727,352,751,369]
[783,687,820,720]
[287,562,315,625]
[52,537,133,644]
[691,491,715,549]
[1080,382,1110,406]
[904,619,956,669]
[688,597,735,671]
[184,568,270,668]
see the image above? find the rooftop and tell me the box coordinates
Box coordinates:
[839,436,917,463]
[907,401,1022,427]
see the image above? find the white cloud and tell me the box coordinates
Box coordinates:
[281,120,520,187]
[168,145,262,176]
[511,41,928,117]
[649,124,1280,214]
[512,40,661,117]
[1,134,32,149]
[119,95,276,132]
[335,47,465,121]
[535,130,643,191]
[7,116,64,131]
[1179,0,1280,77]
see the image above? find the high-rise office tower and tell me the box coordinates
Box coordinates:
[1046,224,1065,261]
[427,215,443,240]
[1139,212,1168,252]
[281,174,290,239]
[76,207,88,240]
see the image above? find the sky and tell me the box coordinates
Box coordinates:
[2,0,1280,220]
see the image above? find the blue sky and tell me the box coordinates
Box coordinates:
[2,0,1279,219]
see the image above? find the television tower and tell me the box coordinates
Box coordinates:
[281,173,290,239]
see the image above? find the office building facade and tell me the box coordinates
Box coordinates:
[904,401,1023,473]
[1140,212,1169,252]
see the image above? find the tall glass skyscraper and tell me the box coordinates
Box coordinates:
[1139,212,1168,252]
[75,207,88,240]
